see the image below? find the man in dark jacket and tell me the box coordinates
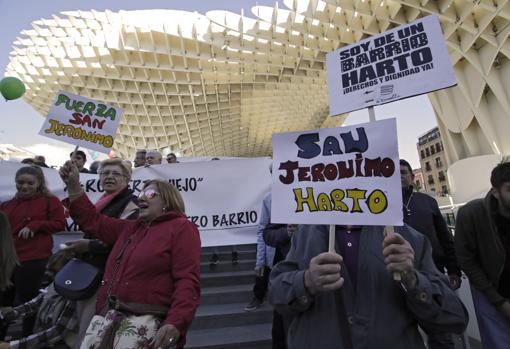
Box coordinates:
[455,161,510,349]
[269,224,468,349]
[400,159,461,348]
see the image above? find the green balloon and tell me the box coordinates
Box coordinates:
[0,77,26,101]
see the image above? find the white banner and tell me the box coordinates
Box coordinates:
[39,91,123,154]
[271,119,403,226]
[0,158,271,246]
[326,15,456,115]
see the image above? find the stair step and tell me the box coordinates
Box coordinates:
[186,323,272,349]
[200,259,256,273]
[200,284,253,305]
[201,270,254,287]
[190,302,273,330]
[201,250,256,263]
[201,244,256,254]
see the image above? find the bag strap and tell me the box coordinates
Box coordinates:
[101,235,133,314]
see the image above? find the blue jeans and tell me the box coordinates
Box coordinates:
[471,286,510,349]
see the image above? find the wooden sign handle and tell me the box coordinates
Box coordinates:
[328,224,335,253]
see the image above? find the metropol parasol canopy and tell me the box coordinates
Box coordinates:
[5,0,510,175]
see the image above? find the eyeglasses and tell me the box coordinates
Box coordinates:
[138,188,160,199]
[99,171,125,178]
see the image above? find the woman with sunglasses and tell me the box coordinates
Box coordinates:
[59,161,200,349]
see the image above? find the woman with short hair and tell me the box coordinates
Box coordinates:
[63,157,139,345]
[60,162,200,349]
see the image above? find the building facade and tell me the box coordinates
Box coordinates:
[417,127,450,196]
[412,168,425,192]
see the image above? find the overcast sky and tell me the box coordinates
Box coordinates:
[0,0,438,167]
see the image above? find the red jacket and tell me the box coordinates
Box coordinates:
[69,193,201,344]
[1,194,65,262]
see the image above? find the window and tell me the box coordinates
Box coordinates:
[431,145,436,155]
[436,143,441,153]
[428,175,434,184]
[421,150,425,159]
[442,185,448,195]
[425,148,430,157]
[436,157,442,168]
[425,162,432,171]
[439,171,446,181]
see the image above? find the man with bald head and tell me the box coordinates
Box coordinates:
[145,150,162,166]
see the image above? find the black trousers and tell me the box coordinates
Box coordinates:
[252,267,271,301]
[272,310,288,349]
[0,258,47,339]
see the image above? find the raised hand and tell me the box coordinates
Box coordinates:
[59,161,82,196]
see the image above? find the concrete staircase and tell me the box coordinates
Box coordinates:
[186,244,273,349]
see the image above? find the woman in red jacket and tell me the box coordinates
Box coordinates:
[0,165,65,338]
[59,161,201,349]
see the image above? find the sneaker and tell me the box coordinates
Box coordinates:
[231,251,239,265]
[244,298,262,311]
[209,253,219,267]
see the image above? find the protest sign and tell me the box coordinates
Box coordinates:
[0,158,271,246]
[326,14,456,115]
[271,119,403,226]
[39,91,123,153]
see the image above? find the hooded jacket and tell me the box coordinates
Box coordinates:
[455,191,507,305]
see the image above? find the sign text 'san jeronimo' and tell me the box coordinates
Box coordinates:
[326,15,456,115]
[271,119,403,226]
[39,91,123,154]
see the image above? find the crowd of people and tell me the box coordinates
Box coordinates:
[0,150,509,349]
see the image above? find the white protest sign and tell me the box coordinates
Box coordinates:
[0,158,271,247]
[39,91,123,153]
[326,15,456,115]
[271,119,403,226]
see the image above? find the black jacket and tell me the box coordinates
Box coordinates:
[81,187,138,269]
[455,191,507,305]
[263,223,291,265]
[403,187,460,276]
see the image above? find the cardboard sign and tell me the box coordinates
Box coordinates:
[271,119,403,226]
[326,15,456,115]
[39,91,123,153]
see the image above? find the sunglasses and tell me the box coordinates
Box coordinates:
[138,188,160,199]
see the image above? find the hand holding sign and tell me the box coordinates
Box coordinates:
[382,229,416,289]
[304,252,344,295]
